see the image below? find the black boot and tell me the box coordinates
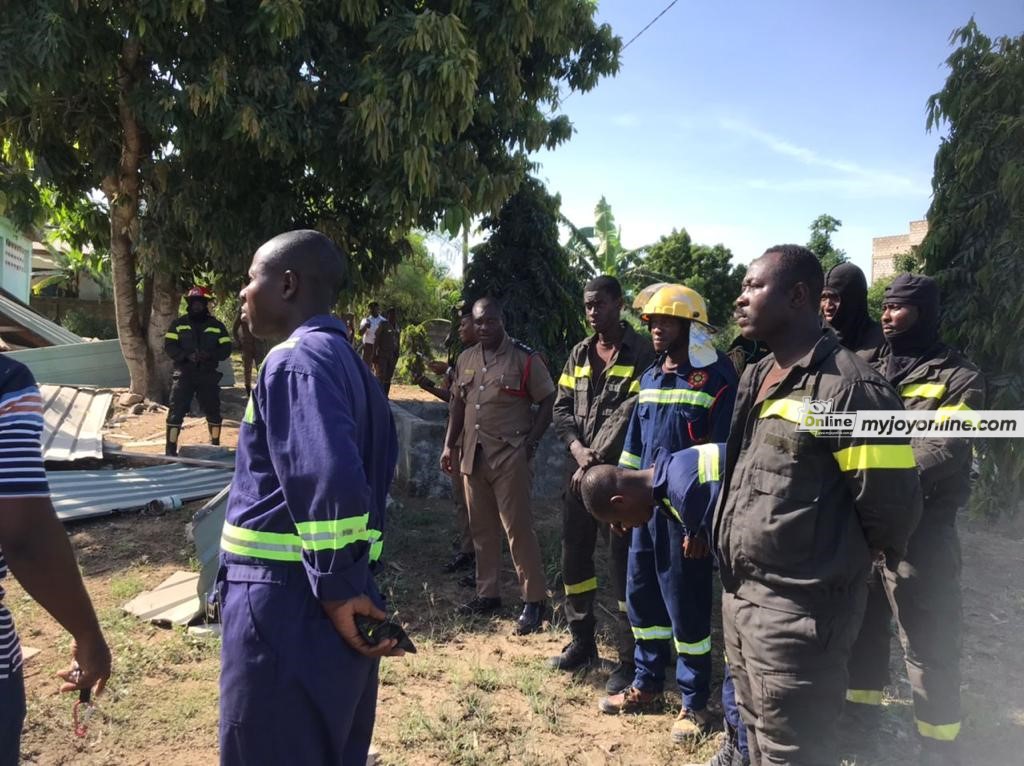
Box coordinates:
[165,425,180,457]
[208,422,222,446]
[548,631,599,671]
[515,601,548,635]
[707,724,749,766]
[605,660,636,694]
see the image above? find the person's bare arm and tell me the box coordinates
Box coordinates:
[440,394,466,475]
[0,496,110,693]
[526,391,555,457]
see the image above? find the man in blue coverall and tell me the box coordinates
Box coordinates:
[599,284,737,745]
[219,230,401,765]
[581,444,749,766]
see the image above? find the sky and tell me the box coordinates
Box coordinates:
[500,0,1023,281]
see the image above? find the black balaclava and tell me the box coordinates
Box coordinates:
[883,273,941,384]
[187,298,210,321]
[823,262,870,348]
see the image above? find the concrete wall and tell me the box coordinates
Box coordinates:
[871,219,928,283]
[390,401,570,500]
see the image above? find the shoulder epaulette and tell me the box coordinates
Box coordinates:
[511,337,538,356]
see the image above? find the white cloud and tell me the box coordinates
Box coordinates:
[720,117,930,197]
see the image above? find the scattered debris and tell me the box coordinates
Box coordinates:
[21,647,41,663]
[122,571,201,626]
[0,289,83,348]
[189,486,230,612]
[7,338,130,387]
[187,624,222,640]
[119,393,144,407]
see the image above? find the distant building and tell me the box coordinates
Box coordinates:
[871,219,928,283]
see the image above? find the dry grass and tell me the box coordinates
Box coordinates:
[7,495,1024,764]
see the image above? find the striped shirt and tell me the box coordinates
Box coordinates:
[0,357,50,680]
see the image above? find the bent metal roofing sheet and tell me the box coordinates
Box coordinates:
[0,290,83,347]
[48,464,233,522]
[39,385,112,462]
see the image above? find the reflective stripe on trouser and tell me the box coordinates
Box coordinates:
[846,563,892,705]
[561,488,633,660]
[218,563,379,766]
[626,511,712,710]
[723,589,866,766]
[167,369,222,426]
[886,522,963,744]
[463,446,547,602]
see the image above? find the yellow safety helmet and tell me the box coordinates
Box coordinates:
[640,283,710,326]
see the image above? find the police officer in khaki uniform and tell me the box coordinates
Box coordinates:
[441,297,556,635]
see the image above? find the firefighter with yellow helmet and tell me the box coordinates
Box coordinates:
[598,283,738,747]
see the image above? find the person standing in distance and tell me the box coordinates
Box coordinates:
[220,230,401,765]
[715,245,922,766]
[359,301,386,371]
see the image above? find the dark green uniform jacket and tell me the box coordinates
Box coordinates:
[553,323,656,464]
[882,344,985,524]
[713,330,923,614]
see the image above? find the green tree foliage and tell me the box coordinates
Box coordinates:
[0,1,619,399]
[395,323,434,384]
[355,234,460,328]
[807,214,849,272]
[462,177,586,372]
[565,196,644,278]
[919,21,1024,517]
[642,230,746,326]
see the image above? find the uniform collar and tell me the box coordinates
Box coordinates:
[291,313,349,340]
[480,333,514,358]
[583,321,639,351]
[787,325,840,373]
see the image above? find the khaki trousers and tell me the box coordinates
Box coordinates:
[463,446,546,602]
[451,471,474,555]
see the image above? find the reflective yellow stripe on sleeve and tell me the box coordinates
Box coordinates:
[219,336,232,344]
[660,498,683,524]
[607,364,635,378]
[901,382,947,399]
[295,514,370,551]
[833,444,916,471]
[164,331,179,340]
[694,443,720,483]
[620,451,642,469]
[564,577,598,595]
[221,522,303,562]
[558,373,576,388]
[204,326,221,333]
[916,719,961,742]
[574,365,591,378]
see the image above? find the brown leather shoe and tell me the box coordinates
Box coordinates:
[671,706,716,743]
[598,685,661,715]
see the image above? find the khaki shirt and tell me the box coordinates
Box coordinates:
[454,334,556,474]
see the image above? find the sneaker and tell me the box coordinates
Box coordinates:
[671,706,715,743]
[605,661,636,694]
[515,601,548,635]
[457,573,476,589]
[598,685,661,715]
[442,551,475,574]
[548,640,598,672]
[456,596,501,616]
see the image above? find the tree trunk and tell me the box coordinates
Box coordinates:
[107,36,151,397]
[145,269,179,403]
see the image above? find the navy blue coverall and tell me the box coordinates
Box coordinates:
[654,444,747,760]
[618,352,736,711]
[219,315,398,766]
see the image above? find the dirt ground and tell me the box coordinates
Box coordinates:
[8,382,1024,764]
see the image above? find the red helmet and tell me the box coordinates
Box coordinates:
[186,286,213,301]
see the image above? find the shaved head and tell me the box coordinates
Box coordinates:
[257,229,348,310]
[581,465,621,523]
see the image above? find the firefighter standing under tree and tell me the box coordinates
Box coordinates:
[600,283,737,745]
[845,274,983,766]
[549,275,655,693]
[716,245,922,766]
[164,287,232,456]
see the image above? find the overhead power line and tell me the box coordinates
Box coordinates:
[622,0,680,51]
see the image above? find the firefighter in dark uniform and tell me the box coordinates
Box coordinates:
[845,274,983,766]
[715,245,922,766]
[821,262,886,366]
[549,275,655,692]
[163,286,232,456]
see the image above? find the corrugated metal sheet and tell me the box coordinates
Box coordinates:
[39,385,112,462]
[123,571,201,627]
[7,339,130,387]
[189,485,229,607]
[5,338,235,388]
[0,291,83,346]
[48,464,233,522]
